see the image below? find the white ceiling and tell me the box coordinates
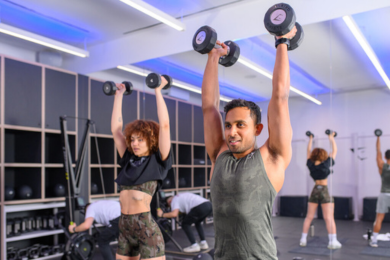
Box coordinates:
[1,0,390,102]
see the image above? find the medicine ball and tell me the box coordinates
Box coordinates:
[179,177,187,187]
[5,186,15,200]
[91,183,99,194]
[193,253,213,260]
[162,178,171,189]
[53,184,66,197]
[17,185,33,199]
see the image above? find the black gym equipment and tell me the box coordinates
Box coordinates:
[6,219,14,237]
[155,190,185,252]
[91,182,98,194]
[4,185,15,200]
[208,248,215,258]
[60,116,97,260]
[7,247,17,260]
[145,73,172,90]
[17,185,33,199]
[375,129,383,137]
[264,3,296,36]
[179,177,187,187]
[17,248,29,259]
[63,233,96,260]
[325,129,337,137]
[192,25,240,67]
[13,218,22,236]
[162,178,172,189]
[264,3,304,50]
[35,215,42,230]
[305,131,314,138]
[193,253,214,260]
[102,81,133,96]
[54,183,66,197]
[28,245,40,259]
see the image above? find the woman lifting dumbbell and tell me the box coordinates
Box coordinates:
[111,73,173,260]
[370,129,390,248]
[300,130,342,249]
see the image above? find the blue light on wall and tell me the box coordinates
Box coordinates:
[0,0,89,46]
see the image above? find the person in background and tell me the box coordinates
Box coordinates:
[157,193,212,252]
[68,200,120,260]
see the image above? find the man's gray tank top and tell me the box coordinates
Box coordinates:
[210,149,277,260]
[381,163,390,193]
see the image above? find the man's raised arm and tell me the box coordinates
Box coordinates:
[267,33,295,169]
[201,41,228,164]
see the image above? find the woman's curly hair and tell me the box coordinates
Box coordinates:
[310,148,328,162]
[123,120,159,154]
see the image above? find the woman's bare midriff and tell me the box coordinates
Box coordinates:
[119,190,153,215]
[315,179,328,186]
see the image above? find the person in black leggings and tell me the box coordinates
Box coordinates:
[157,193,212,252]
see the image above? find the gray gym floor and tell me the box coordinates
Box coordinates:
[90,217,390,260]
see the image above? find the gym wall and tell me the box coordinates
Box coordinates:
[257,88,390,219]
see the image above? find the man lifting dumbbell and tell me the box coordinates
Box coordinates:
[200,3,302,259]
[370,129,390,247]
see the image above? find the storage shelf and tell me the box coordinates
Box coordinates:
[90,194,119,199]
[90,133,112,138]
[44,128,76,135]
[90,164,116,168]
[5,202,65,212]
[34,253,64,260]
[4,124,42,132]
[91,196,119,202]
[6,229,64,242]
[4,163,42,167]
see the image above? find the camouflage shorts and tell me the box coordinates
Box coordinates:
[117,212,165,258]
[309,185,334,204]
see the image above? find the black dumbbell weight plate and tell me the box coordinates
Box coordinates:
[375,129,382,137]
[289,22,304,50]
[325,129,337,137]
[306,131,314,138]
[102,81,116,96]
[219,41,240,67]
[264,3,296,36]
[193,26,218,54]
[162,75,172,90]
[146,73,161,89]
[122,81,133,95]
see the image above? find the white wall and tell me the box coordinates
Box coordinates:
[256,88,390,219]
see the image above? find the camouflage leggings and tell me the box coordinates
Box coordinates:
[117,212,165,258]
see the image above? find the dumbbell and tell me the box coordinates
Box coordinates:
[192,25,240,67]
[375,129,383,137]
[102,81,133,96]
[306,131,314,138]
[7,247,17,260]
[39,245,50,257]
[325,129,337,137]
[145,73,172,90]
[17,248,29,259]
[264,3,304,50]
[50,245,61,255]
[28,245,40,259]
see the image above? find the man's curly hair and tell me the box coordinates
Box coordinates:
[123,120,159,154]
